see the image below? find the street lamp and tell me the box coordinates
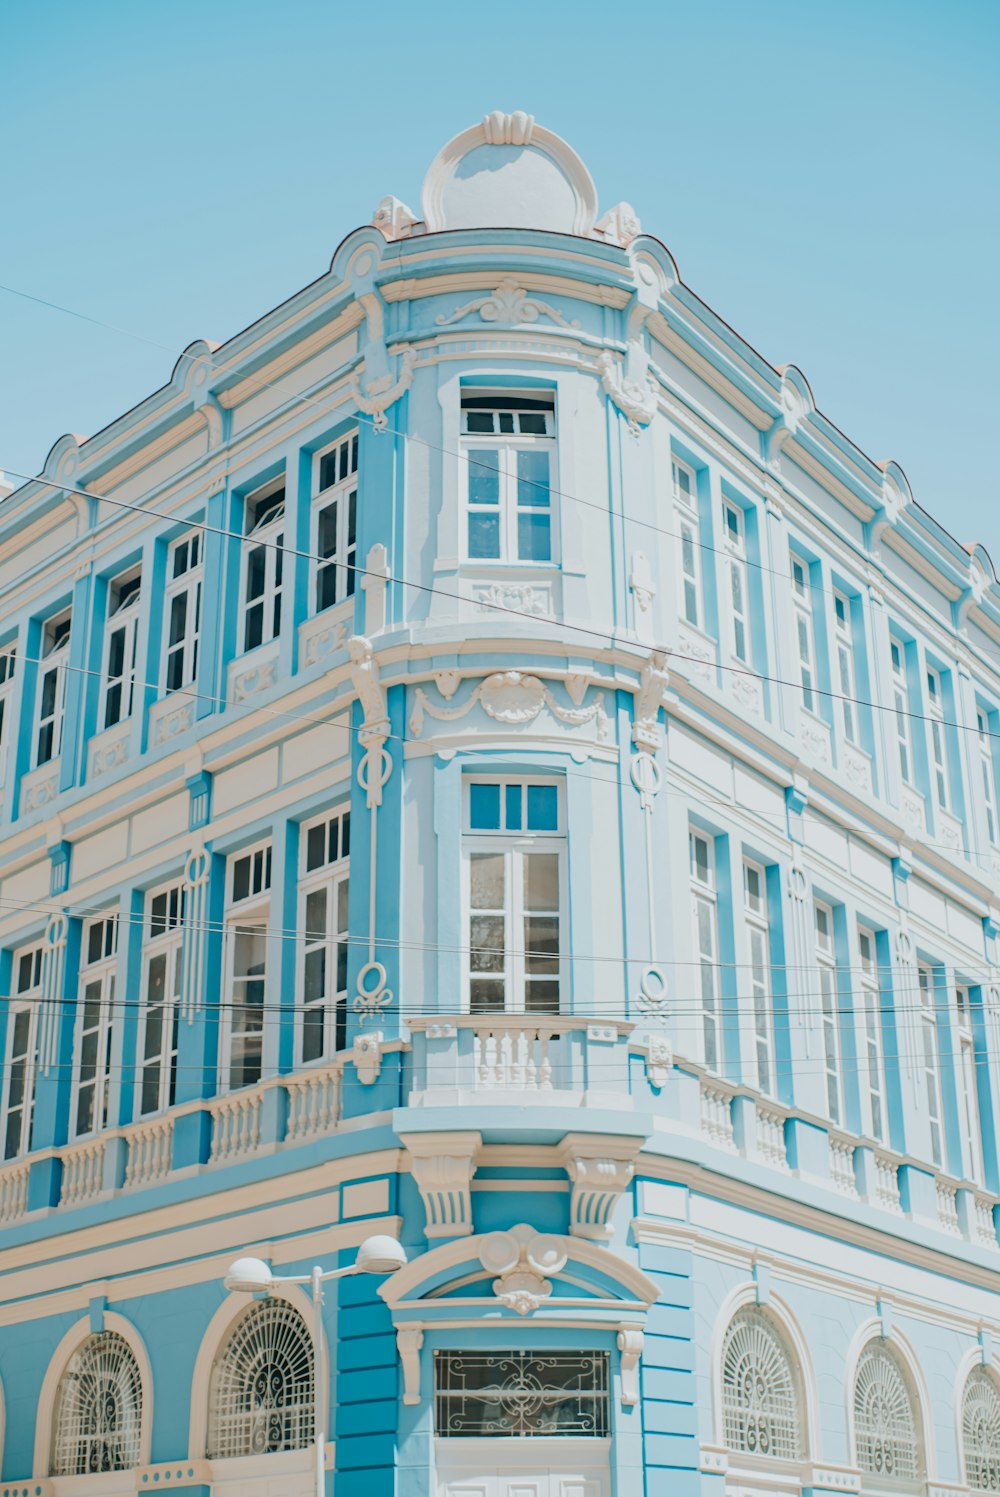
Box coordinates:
[223,1235,407,1497]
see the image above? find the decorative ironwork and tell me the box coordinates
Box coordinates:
[854,1343,920,1485]
[435,1350,609,1438]
[721,1308,802,1461]
[207,1300,314,1459]
[51,1331,142,1475]
[964,1368,1000,1491]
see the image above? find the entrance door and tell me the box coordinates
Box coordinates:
[436,1437,611,1497]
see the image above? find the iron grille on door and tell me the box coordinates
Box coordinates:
[435,1350,609,1437]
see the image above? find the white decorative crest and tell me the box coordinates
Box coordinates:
[595,202,642,248]
[409,670,609,741]
[482,109,535,145]
[372,195,418,241]
[596,350,657,435]
[644,1034,673,1090]
[436,277,580,329]
[478,1224,568,1315]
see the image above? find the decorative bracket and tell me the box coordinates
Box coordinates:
[596,350,656,436]
[349,289,416,431]
[558,1134,642,1241]
[478,1224,568,1315]
[350,636,392,809]
[631,648,669,752]
[617,1328,645,1405]
[397,1327,424,1405]
[353,1031,384,1085]
[402,1130,481,1238]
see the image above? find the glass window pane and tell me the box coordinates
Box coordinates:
[304,887,327,940]
[469,511,501,559]
[505,783,522,830]
[470,979,505,1012]
[517,511,551,561]
[468,451,500,505]
[524,915,559,972]
[517,449,550,507]
[470,853,504,909]
[470,915,505,973]
[470,783,501,830]
[524,853,559,910]
[304,947,326,1004]
[526,784,557,831]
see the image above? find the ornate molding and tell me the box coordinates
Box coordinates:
[302,616,348,668]
[39,913,68,1072]
[402,1131,481,1239]
[629,551,655,615]
[478,1224,568,1315]
[397,1327,424,1405]
[643,1034,673,1090]
[472,580,553,618]
[149,697,194,746]
[231,655,277,704]
[595,202,642,248]
[632,649,669,752]
[353,1031,384,1084]
[349,636,394,1028]
[617,1328,644,1405]
[371,195,418,241]
[558,1134,641,1241]
[349,289,416,431]
[436,277,580,330]
[409,670,609,741]
[180,849,211,1023]
[596,350,657,435]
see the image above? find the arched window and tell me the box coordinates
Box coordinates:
[207,1300,314,1460]
[854,1342,921,1486]
[721,1306,803,1460]
[964,1368,1000,1492]
[51,1331,143,1475]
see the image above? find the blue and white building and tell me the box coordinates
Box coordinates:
[0,111,999,1497]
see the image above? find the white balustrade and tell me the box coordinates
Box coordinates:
[474,1023,555,1090]
[0,1161,30,1224]
[755,1104,788,1169]
[873,1152,901,1213]
[828,1135,858,1195]
[935,1180,961,1235]
[974,1193,997,1248]
[285,1065,342,1143]
[60,1139,108,1207]
[700,1082,735,1150]
[124,1117,174,1189]
[210,1091,263,1163]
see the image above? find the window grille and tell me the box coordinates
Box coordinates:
[207,1300,314,1459]
[435,1350,608,1438]
[964,1368,1000,1492]
[854,1343,920,1485]
[721,1307,802,1460]
[51,1331,142,1475]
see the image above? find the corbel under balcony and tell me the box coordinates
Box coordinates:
[557,1132,643,1241]
[401,1130,482,1238]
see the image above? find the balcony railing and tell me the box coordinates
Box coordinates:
[407,1015,634,1103]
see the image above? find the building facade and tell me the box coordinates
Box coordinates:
[0,112,999,1497]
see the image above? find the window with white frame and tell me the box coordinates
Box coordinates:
[101,568,141,729]
[462,394,555,563]
[832,591,860,745]
[137,884,183,1117]
[963,1367,1000,1493]
[35,609,71,767]
[163,531,202,692]
[435,1350,609,1438]
[955,985,983,1183]
[889,637,915,787]
[207,1299,314,1459]
[73,915,118,1138]
[465,779,563,1014]
[926,665,950,811]
[313,430,359,612]
[917,963,944,1167]
[0,641,16,774]
[222,844,272,1090]
[1,945,42,1160]
[790,555,817,713]
[858,928,887,1144]
[674,458,702,629]
[814,902,843,1125]
[241,480,285,653]
[721,1307,803,1460]
[299,807,350,1061]
[743,860,774,1095]
[853,1343,921,1487]
[977,707,998,846]
[690,829,721,1071]
[51,1331,143,1475]
[721,499,751,664]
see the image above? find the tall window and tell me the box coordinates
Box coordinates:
[73,916,118,1138]
[721,1308,802,1460]
[299,807,350,1061]
[51,1332,143,1475]
[466,779,562,1014]
[207,1300,314,1459]
[1,945,42,1160]
[743,860,774,1094]
[163,531,202,692]
[977,708,998,846]
[963,1367,1000,1493]
[690,829,721,1071]
[223,844,272,1090]
[674,458,702,629]
[313,430,359,612]
[955,986,983,1182]
[101,568,141,729]
[790,556,817,713]
[814,902,842,1125]
[35,609,71,767]
[137,884,183,1116]
[853,1343,920,1487]
[721,500,751,664]
[917,963,944,1167]
[241,480,285,653]
[889,637,915,787]
[0,641,16,777]
[462,394,555,563]
[833,592,860,745]
[926,666,950,811]
[858,929,887,1143]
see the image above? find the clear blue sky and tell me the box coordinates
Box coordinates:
[2,0,997,548]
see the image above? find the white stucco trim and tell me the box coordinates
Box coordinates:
[709,1280,820,1461]
[843,1317,938,1481]
[32,1309,154,1477]
[187,1281,320,1461]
